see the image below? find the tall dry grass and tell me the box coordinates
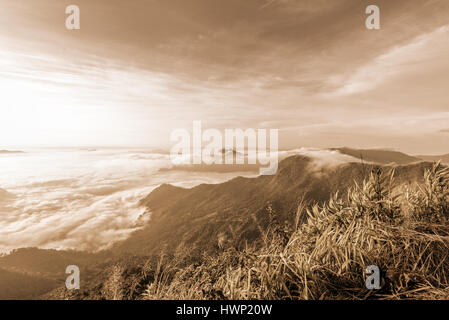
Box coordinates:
[142,163,449,300]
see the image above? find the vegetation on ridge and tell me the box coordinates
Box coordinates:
[33,161,449,300]
[135,162,449,300]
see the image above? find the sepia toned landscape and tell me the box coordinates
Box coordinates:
[1,0,449,301]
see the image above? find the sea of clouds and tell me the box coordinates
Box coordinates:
[0,147,358,254]
[0,148,258,253]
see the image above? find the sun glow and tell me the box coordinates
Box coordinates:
[0,49,169,148]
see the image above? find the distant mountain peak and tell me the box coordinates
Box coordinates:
[0,150,24,154]
[417,154,449,164]
[330,147,422,165]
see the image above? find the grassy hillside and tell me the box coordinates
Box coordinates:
[41,158,449,300]
[2,154,446,300]
[138,162,449,300]
[113,156,430,257]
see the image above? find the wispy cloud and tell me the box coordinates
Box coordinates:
[327,25,449,96]
[1,0,449,153]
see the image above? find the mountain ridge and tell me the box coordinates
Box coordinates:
[0,149,444,299]
[330,147,422,164]
[417,153,449,164]
[113,154,433,256]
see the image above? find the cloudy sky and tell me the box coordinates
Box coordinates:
[1,0,448,154]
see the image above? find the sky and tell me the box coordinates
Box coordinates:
[0,0,449,154]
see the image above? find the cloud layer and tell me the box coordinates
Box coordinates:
[1,1,449,153]
[0,149,253,253]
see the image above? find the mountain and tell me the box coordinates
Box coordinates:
[160,148,259,173]
[0,153,437,299]
[39,153,436,300]
[48,157,447,300]
[0,248,107,278]
[0,248,111,299]
[417,154,449,164]
[159,163,260,173]
[0,188,10,198]
[0,188,13,199]
[0,268,57,300]
[113,155,431,256]
[331,147,422,165]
